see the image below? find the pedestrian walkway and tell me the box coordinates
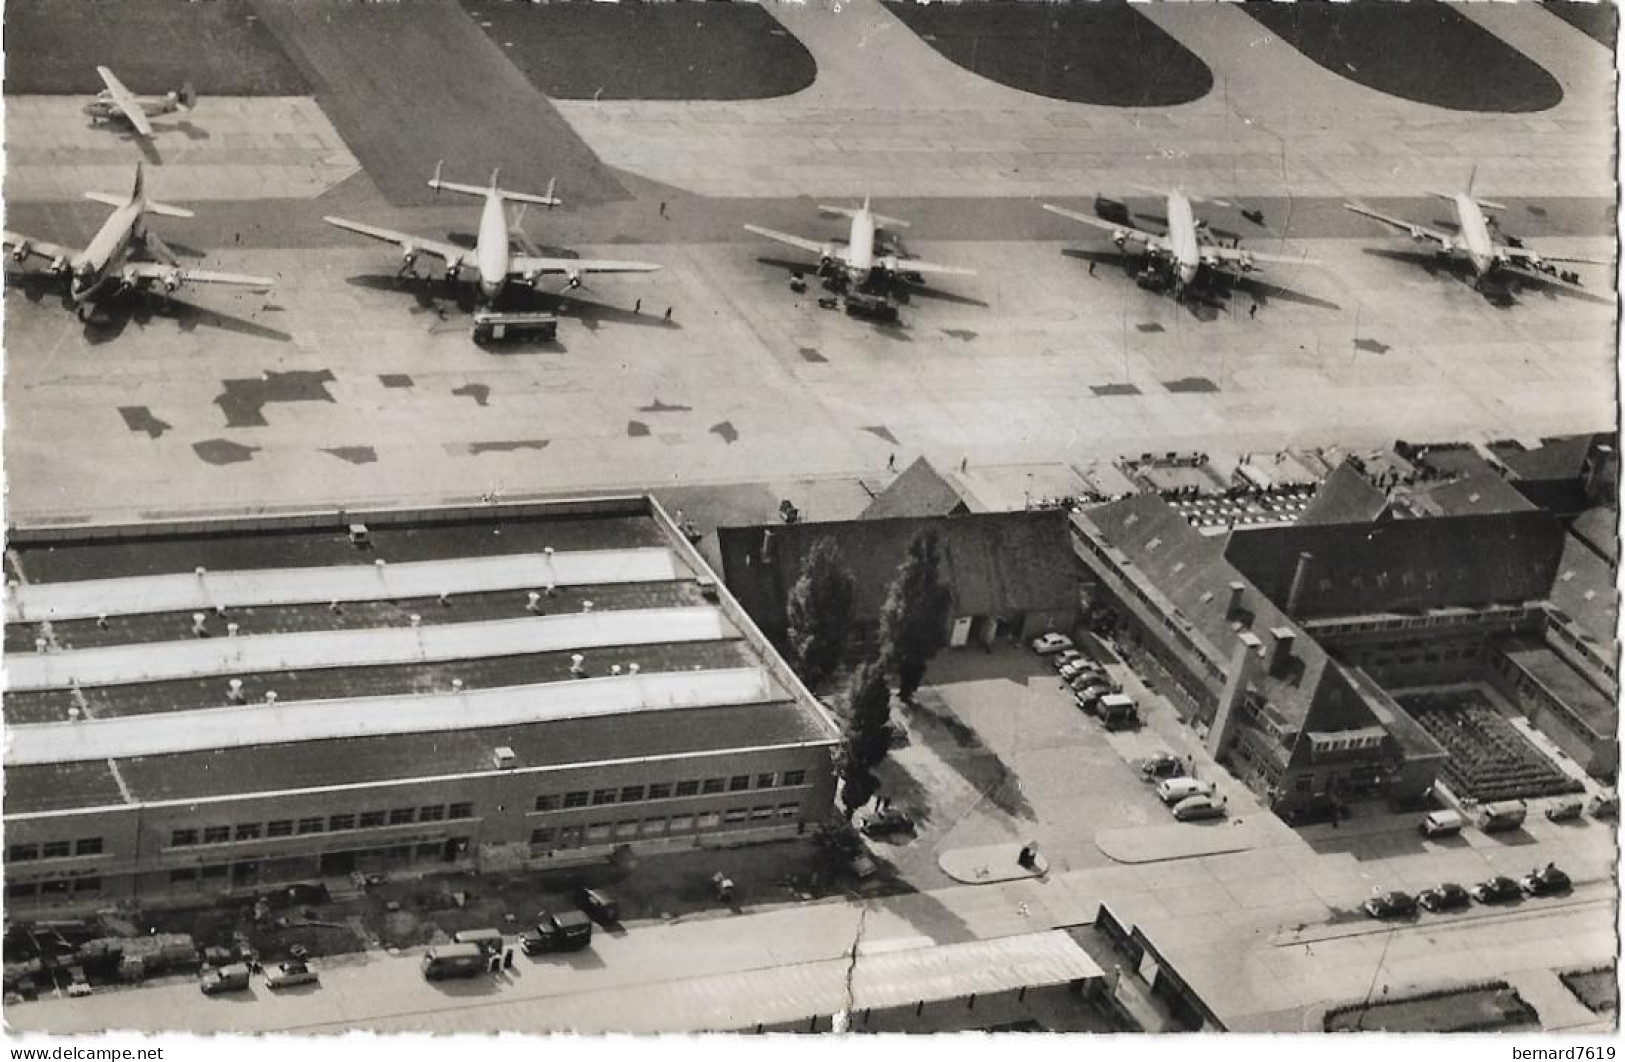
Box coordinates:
[7,606,733,691]
[7,665,773,766]
[8,548,682,623]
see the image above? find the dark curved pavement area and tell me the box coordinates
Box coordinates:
[3,0,309,95]
[460,1,816,101]
[246,0,626,208]
[1243,0,1564,114]
[881,0,1211,107]
[1541,0,1618,51]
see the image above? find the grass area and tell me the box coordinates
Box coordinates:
[1561,966,1619,1015]
[3,0,308,95]
[882,0,1212,108]
[460,1,816,101]
[1244,0,1563,114]
[1325,982,1540,1033]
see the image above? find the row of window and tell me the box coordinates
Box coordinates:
[530,803,803,847]
[171,803,473,849]
[534,770,808,812]
[6,877,101,899]
[8,837,103,862]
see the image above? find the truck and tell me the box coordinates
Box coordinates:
[520,910,593,955]
[1097,693,1140,731]
[471,310,558,344]
[421,942,486,981]
[199,963,251,996]
[1478,799,1528,833]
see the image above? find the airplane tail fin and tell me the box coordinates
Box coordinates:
[89,165,192,217]
[430,159,445,195]
[497,176,563,208]
[819,200,911,229]
[177,82,197,110]
[1467,163,1477,196]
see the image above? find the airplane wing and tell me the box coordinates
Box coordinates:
[743,224,828,258]
[97,66,154,137]
[1203,245,1321,269]
[1343,202,1452,247]
[1041,204,1169,252]
[4,231,80,269]
[884,256,976,278]
[322,216,471,269]
[121,261,273,292]
[509,256,661,281]
[1499,245,1613,268]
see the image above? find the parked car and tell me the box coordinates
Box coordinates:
[1156,777,1216,806]
[1069,673,1113,695]
[859,807,916,838]
[521,909,594,954]
[1478,799,1528,833]
[1030,632,1074,655]
[575,887,620,925]
[1172,794,1227,822]
[1545,799,1584,822]
[1417,883,1470,912]
[1362,891,1418,919]
[199,963,251,996]
[1469,875,1523,904]
[1052,649,1084,672]
[1589,791,1619,819]
[1139,753,1186,781]
[1518,863,1572,897]
[264,961,319,989]
[1060,659,1102,682]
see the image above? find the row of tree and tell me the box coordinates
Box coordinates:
[784,533,954,817]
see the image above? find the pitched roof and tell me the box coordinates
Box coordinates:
[1501,435,1598,482]
[1297,462,1389,525]
[1570,505,1618,563]
[1222,510,1567,619]
[1407,471,1535,518]
[860,458,970,520]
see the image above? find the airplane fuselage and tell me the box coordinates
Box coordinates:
[1166,193,1201,287]
[474,191,512,300]
[844,211,876,283]
[68,202,143,304]
[83,94,174,125]
[1453,193,1496,278]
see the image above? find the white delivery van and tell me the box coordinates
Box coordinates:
[1417,809,1465,838]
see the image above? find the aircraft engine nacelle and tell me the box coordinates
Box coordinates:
[162,269,183,293]
[1111,229,1129,248]
[1236,251,1257,273]
[1408,226,1428,242]
[9,240,30,263]
[400,244,419,270]
[50,256,69,274]
[564,271,583,290]
[444,262,460,281]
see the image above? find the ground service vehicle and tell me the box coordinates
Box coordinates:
[1417,883,1470,912]
[1098,693,1140,730]
[200,963,251,995]
[521,910,593,955]
[1418,810,1465,838]
[1479,800,1528,833]
[265,961,319,989]
[422,943,486,980]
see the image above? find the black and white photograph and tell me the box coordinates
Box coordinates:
[0,0,1618,1047]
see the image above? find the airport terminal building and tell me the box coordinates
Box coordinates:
[3,498,840,913]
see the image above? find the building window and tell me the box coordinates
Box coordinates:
[647,783,672,800]
[782,770,807,787]
[201,865,228,880]
[267,820,295,838]
[620,785,645,803]
[614,820,638,839]
[42,841,71,859]
[669,814,694,833]
[358,811,386,829]
[723,808,749,824]
[75,838,103,856]
[389,808,415,826]
[8,844,38,862]
[236,824,261,841]
[676,780,701,797]
[203,827,231,845]
[6,882,38,899]
[777,804,799,819]
[536,795,560,812]
[170,830,198,848]
[448,803,473,820]
[416,843,441,859]
[564,791,589,809]
[728,775,751,792]
[697,812,721,830]
[170,868,199,884]
[297,818,325,835]
[530,827,555,847]
[702,778,725,795]
[584,823,612,843]
[642,818,667,836]
[756,773,777,789]
[329,814,355,832]
[40,880,70,896]
[419,805,446,823]
[592,789,618,806]
[750,807,773,820]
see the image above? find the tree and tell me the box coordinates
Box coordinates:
[784,538,856,690]
[838,660,893,817]
[877,531,954,701]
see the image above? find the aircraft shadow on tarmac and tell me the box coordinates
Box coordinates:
[4,271,283,345]
[1059,248,1341,317]
[344,271,677,341]
[752,256,989,311]
[1360,248,1611,309]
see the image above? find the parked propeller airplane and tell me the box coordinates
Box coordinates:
[1043,189,1316,296]
[744,197,975,290]
[3,164,273,319]
[84,66,196,137]
[324,162,660,303]
[1344,170,1608,290]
